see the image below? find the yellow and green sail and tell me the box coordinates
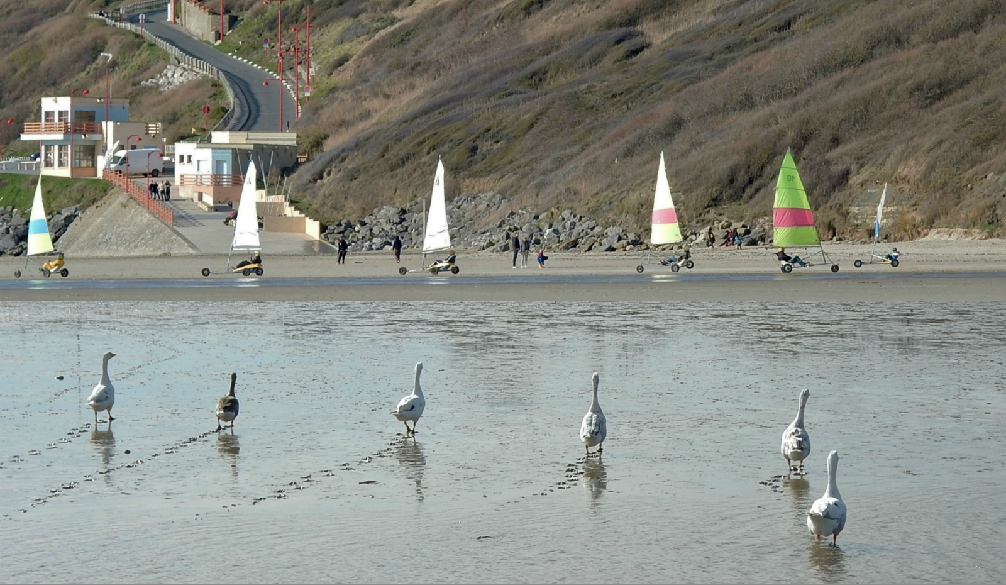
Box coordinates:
[772,149,819,246]
[650,152,682,245]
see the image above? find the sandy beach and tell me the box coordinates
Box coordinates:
[2,239,1006,300]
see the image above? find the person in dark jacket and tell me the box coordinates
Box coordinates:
[512,233,520,268]
[337,238,348,264]
[392,235,403,263]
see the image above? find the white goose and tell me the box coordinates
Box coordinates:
[580,372,607,455]
[87,352,116,423]
[216,373,240,431]
[781,389,811,473]
[391,362,426,436]
[807,450,847,545]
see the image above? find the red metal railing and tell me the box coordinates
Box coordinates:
[178,173,244,186]
[22,122,103,135]
[103,169,174,227]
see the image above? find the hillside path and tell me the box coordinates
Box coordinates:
[126,9,297,132]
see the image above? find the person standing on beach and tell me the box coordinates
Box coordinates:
[512,232,520,268]
[520,235,531,268]
[392,235,402,263]
[162,180,171,201]
[338,238,348,264]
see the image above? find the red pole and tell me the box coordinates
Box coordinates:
[306,4,311,88]
[172,0,176,24]
[289,27,300,118]
[219,0,224,43]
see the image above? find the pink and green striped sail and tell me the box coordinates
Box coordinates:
[772,149,819,246]
[650,152,682,245]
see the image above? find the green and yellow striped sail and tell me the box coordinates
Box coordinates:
[772,149,819,247]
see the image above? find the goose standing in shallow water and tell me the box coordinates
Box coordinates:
[781,389,811,473]
[580,372,607,455]
[216,373,240,431]
[807,450,847,545]
[86,352,116,423]
[391,362,426,436]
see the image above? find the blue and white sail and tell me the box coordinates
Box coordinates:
[874,182,887,243]
[27,174,54,256]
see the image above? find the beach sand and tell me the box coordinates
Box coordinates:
[2,239,1005,301]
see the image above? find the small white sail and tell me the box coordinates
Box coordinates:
[423,158,450,253]
[651,151,682,245]
[874,182,887,243]
[27,174,54,256]
[231,160,260,250]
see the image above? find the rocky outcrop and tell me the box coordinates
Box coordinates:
[140,65,204,92]
[0,205,82,256]
[321,190,772,254]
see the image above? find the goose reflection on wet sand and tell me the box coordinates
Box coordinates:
[90,428,115,466]
[808,541,847,583]
[783,475,813,515]
[217,432,240,479]
[581,456,607,500]
[394,438,426,502]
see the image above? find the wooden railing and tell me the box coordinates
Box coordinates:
[103,169,174,226]
[178,173,244,186]
[22,122,103,135]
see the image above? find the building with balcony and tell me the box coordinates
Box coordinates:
[174,130,297,208]
[20,96,163,178]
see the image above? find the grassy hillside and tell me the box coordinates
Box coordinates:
[0,0,225,158]
[0,174,111,211]
[220,0,1006,240]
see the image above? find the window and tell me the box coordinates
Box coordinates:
[57,144,69,168]
[43,145,55,167]
[57,111,69,123]
[44,111,55,123]
[73,144,95,168]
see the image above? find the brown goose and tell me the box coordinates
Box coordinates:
[216,373,240,431]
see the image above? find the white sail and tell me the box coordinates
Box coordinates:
[874,182,887,243]
[651,152,682,245]
[423,158,450,253]
[27,174,54,256]
[231,160,260,250]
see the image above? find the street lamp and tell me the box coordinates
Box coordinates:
[262,0,289,79]
[0,118,13,163]
[69,89,89,177]
[262,79,285,132]
[121,134,143,177]
[287,27,303,118]
[219,0,224,42]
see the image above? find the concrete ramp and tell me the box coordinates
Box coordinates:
[58,190,198,257]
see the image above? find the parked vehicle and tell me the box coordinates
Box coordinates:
[106,147,163,176]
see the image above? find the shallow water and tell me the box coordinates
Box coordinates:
[1,302,1003,583]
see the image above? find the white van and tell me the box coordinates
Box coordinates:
[106,148,164,177]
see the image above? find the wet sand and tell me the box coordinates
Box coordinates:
[2,303,1004,583]
[2,239,1006,300]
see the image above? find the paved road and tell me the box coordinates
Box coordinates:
[127,9,297,132]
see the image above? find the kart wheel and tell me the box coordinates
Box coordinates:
[201,268,210,277]
[670,263,680,273]
[42,268,51,277]
[450,265,459,274]
[636,264,644,273]
[685,260,695,269]
[399,267,408,275]
[429,267,439,275]
[781,263,793,273]
[242,268,251,276]
[255,267,264,276]
[890,259,899,268]
[60,269,69,277]
[854,259,863,268]
[13,270,20,278]
[831,264,840,272]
